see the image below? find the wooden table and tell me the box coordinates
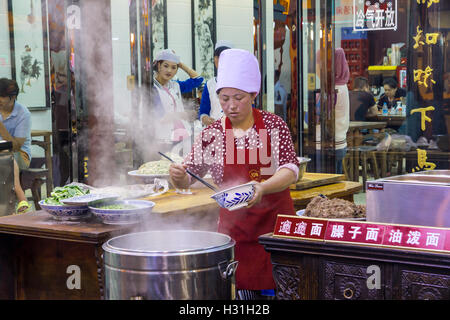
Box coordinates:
[31,130,53,196]
[348,121,387,147]
[366,114,406,128]
[290,172,344,190]
[374,149,450,177]
[0,177,362,300]
[290,181,362,210]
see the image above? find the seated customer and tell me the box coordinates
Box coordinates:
[349,76,378,121]
[377,77,406,111]
[0,78,32,214]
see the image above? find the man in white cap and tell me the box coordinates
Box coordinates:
[198,41,233,127]
[169,49,300,299]
[151,49,203,155]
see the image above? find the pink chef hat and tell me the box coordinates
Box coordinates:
[215,49,261,95]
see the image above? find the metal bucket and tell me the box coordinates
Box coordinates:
[102,230,238,300]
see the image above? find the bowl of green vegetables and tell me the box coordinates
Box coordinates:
[39,185,91,221]
[88,200,155,225]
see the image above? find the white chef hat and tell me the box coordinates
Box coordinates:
[216,49,261,95]
[154,49,180,64]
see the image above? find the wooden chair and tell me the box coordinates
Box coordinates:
[343,146,379,189]
[20,158,49,210]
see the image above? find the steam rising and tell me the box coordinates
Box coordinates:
[74,1,216,236]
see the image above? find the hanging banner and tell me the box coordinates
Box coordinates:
[353,0,398,32]
[273,215,450,254]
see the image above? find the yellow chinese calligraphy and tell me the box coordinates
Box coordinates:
[410,106,435,131]
[412,148,436,172]
[413,26,425,49]
[279,0,290,14]
[417,0,440,8]
[413,27,440,49]
[413,66,436,88]
[425,33,439,45]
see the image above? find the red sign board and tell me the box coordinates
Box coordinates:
[273,215,450,254]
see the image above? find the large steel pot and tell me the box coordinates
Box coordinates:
[102,230,238,300]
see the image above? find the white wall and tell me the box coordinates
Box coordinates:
[167,0,193,81]
[111,0,132,123]
[216,0,254,53]
[0,0,11,78]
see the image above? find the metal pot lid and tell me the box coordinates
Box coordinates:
[104,230,234,255]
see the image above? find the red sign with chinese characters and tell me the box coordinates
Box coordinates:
[273,215,450,254]
[274,217,327,241]
[325,220,386,246]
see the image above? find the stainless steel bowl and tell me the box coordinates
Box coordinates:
[297,157,311,181]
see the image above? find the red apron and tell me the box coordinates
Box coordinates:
[218,108,295,290]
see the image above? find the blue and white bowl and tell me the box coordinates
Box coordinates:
[39,200,90,221]
[211,182,256,211]
[88,200,155,225]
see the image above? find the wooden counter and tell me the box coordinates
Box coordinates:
[290,181,362,209]
[259,233,450,300]
[0,177,362,300]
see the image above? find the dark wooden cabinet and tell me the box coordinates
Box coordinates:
[259,233,450,300]
[396,268,450,300]
[321,259,389,300]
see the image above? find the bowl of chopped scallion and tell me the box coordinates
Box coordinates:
[88,200,155,225]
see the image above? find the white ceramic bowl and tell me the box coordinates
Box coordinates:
[211,182,256,211]
[39,200,90,221]
[88,200,155,225]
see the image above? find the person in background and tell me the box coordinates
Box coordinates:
[198,40,233,127]
[274,70,288,121]
[152,49,203,156]
[169,49,300,300]
[349,76,378,121]
[0,78,32,214]
[333,48,350,174]
[377,77,406,111]
[314,48,350,174]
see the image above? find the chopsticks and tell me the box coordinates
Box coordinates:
[158,152,218,192]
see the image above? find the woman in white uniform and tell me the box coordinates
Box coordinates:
[152,49,203,155]
[198,40,233,127]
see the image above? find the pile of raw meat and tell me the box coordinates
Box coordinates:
[304,195,366,219]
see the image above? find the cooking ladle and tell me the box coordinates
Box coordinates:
[158,152,218,192]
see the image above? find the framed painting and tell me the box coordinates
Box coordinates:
[8,0,50,110]
[191,0,216,80]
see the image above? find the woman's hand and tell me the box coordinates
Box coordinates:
[169,163,190,189]
[178,62,200,79]
[245,168,297,209]
[246,182,265,208]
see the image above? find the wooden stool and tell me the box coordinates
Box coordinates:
[343,146,379,188]
[20,162,49,210]
[359,146,379,188]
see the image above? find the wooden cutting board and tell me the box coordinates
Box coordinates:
[290,172,345,190]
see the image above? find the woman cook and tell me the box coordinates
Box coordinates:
[169,49,300,299]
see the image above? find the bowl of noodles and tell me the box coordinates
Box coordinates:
[128,153,184,181]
